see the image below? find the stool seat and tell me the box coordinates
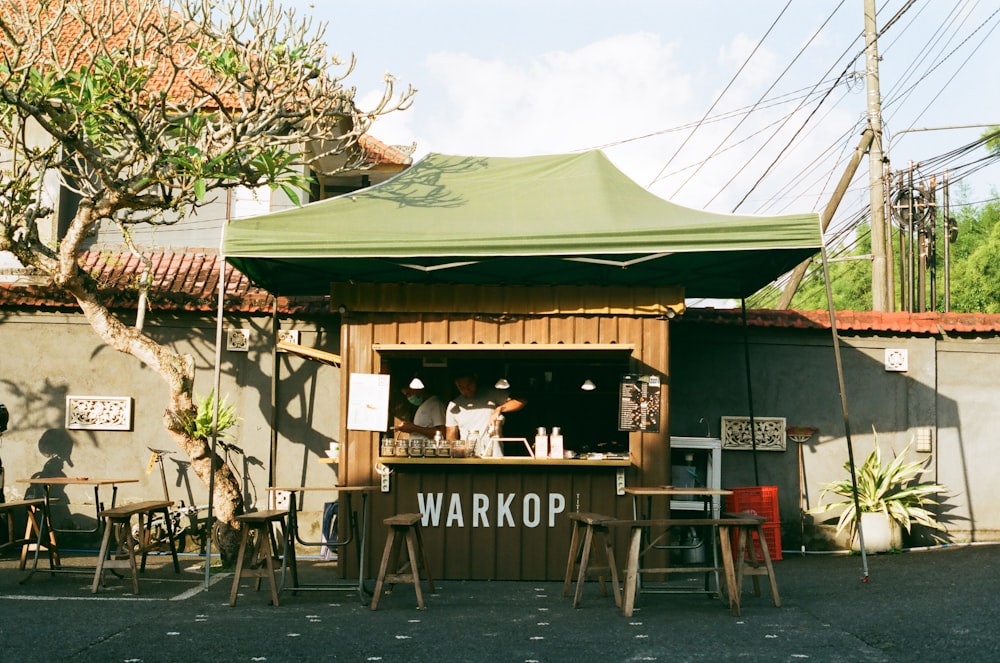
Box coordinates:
[92,500,179,594]
[371,513,434,610]
[0,499,58,572]
[730,516,781,608]
[229,509,295,607]
[563,511,621,608]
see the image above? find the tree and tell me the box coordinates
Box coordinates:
[772,193,1000,313]
[949,200,1000,313]
[783,225,874,311]
[0,0,414,563]
[985,126,1000,156]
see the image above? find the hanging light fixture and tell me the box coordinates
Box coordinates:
[409,376,425,390]
[580,379,597,391]
[495,362,510,389]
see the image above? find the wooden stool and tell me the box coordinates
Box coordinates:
[92,500,179,594]
[733,518,781,608]
[0,498,58,571]
[229,509,294,607]
[370,513,434,610]
[562,511,621,608]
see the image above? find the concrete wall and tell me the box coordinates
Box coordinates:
[669,319,1000,550]
[0,307,341,546]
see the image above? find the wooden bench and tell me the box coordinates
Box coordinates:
[371,513,435,610]
[229,509,294,607]
[91,500,179,594]
[563,511,621,608]
[0,498,58,571]
[614,515,779,618]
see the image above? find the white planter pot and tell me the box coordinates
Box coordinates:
[851,511,902,553]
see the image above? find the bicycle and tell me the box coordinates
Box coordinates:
[136,441,260,554]
[217,439,261,511]
[134,447,212,554]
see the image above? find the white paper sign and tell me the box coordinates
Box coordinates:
[347,373,391,432]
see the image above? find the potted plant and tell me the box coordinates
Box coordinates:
[810,434,947,553]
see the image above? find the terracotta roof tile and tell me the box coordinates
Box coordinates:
[358,134,413,167]
[3,0,231,106]
[679,308,1000,334]
[0,250,328,315]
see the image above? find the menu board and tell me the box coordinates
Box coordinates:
[618,374,661,433]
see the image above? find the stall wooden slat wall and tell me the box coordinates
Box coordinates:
[336,288,675,580]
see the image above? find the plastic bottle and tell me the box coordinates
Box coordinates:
[549,426,564,459]
[684,453,699,485]
[534,427,548,459]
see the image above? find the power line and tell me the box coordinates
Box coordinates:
[665,0,848,199]
[646,0,796,189]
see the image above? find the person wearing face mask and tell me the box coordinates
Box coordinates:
[396,383,446,441]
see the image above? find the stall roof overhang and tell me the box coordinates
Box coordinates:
[223,151,822,299]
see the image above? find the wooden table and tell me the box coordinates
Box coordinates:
[619,514,764,617]
[621,486,734,602]
[624,486,733,518]
[16,477,138,581]
[266,483,379,604]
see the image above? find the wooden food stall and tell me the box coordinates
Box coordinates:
[337,298,673,580]
[223,151,822,581]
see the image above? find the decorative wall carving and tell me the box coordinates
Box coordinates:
[227,329,250,351]
[721,416,787,451]
[276,329,299,349]
[66,396,133,431]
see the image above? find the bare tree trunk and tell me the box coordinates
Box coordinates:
[61,268,246,564]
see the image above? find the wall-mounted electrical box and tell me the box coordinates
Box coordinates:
[915,426,934,453]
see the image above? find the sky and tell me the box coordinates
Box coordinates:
[277,0,1000,232]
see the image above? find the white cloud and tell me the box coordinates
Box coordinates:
[418,33,698,156]
[360,30,862,215]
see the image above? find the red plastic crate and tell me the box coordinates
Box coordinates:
[725,485,780,523]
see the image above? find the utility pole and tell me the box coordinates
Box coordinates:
[865,0,890,311]
[777,129,873,309]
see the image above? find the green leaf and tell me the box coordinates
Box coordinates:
[280,183,301,206]
[178,391,239,442]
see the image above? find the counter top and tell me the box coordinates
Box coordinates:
[377,456,633,467]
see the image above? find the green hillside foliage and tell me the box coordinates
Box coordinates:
[777,198,1000,312]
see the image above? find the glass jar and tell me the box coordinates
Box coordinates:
[409,437,423,457]
[380,436,395,457]
[396,438,410,457]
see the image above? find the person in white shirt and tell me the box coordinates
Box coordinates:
[445,370,527,456]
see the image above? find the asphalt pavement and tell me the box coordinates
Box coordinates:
[1,543,998,662]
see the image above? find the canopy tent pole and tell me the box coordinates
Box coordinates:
[269,299,279,489]
[819,243,869,581]
[206,253,226,588]
[740,299,761,486]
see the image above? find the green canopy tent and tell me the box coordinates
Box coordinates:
[222,151,822,298]
[210,150,847,585]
